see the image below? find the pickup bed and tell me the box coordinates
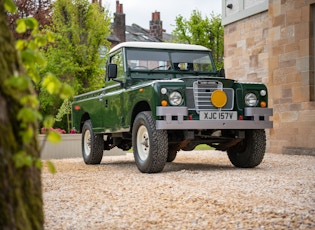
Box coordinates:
[72,42,273,173]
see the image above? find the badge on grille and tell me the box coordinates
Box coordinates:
[211,90,227,108]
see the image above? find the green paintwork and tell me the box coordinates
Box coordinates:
[234,82,268,116]
[71,42,270,134]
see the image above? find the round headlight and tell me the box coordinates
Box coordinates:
[245,93,258,106]
[260,90,267,96]
[169,91,182,106]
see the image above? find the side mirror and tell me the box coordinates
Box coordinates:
[107,63,117,79]
[219,68,225,78]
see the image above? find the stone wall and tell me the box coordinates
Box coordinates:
[224,0,315,154]
[268,0,315,154]
[224,11,269,84]
[39,134,126,159]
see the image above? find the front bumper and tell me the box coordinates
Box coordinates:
[156,106,273,130]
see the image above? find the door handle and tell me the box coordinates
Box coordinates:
[99,93,105,101]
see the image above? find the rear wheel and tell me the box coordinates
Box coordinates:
[227,129,266,168]
[167,144,178,162]
[82,120,104,164]
[181,142,197,151]
[132,112,168,173]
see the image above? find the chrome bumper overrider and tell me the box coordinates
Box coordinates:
[156,106,273,130]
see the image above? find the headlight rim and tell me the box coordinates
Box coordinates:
[169,91,183,106]
[245,93,258,107]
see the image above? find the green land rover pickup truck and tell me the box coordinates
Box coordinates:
[72,42,273,173]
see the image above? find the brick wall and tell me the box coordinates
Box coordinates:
[150,11,163,41]
[113,1,125,43]
[224,0,315,154]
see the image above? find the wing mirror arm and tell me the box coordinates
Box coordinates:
[114,79,125,88]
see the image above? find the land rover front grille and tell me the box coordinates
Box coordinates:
[186,80,234,114]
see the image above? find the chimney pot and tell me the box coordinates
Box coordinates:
[120,4,123,13]
[116,1,123,13]
[116,1,119,12]
[152,11,160,21]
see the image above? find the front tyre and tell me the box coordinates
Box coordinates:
[132,111,168,173]
[82,120,104,164]
[227,129,266,168]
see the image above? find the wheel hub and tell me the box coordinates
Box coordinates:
[137,125,150,161]
[84,130,91,157]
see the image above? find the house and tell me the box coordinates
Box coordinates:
[222,0,315,155]
[108,1,172,48]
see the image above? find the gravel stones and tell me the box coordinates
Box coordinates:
[42,150,315,229]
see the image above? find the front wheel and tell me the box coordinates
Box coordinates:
[227,129,266,168]
[82,120,104,164]
[132,112,168,173]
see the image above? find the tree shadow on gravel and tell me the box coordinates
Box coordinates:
[163,162,235,173]
[98,156,268,173]
[100,160,135,167]
[99,160,245,173]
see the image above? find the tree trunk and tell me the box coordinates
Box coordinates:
[0,0,44,229]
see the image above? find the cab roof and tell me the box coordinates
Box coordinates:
[109,42,210,54]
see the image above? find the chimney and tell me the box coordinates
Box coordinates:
[150,11,163,40]
[91,0,102,7]
[113,1,126,42]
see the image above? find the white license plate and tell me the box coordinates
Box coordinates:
[200,111,237,120]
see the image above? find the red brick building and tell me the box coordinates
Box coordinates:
[108,1,171,48]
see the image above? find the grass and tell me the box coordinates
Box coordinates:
[194,144,214,150]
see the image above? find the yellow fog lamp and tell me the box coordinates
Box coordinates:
[260,101,267,107]
[161,100,168,106]
[211,90,227,108]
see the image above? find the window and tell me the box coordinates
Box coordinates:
[171,52,216,72]
[126,49,216,72]
[110,51,124,79]
[126,49,170,70]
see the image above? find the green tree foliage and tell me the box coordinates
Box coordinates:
[39,0,111,130]
[172,10,224,69]
[0,0,72,228]
[41,0,111,93]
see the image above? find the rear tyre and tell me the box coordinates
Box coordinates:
[181,142,197,151]
[132,111,168,173]
[82,120,104,164]
[227,129,266,168]
[167,145,178,162]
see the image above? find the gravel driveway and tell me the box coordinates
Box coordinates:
[42,150,315,229]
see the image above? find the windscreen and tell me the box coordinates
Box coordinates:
[170,52,215,72]
[126,49,216,72]
[126,50,170,70]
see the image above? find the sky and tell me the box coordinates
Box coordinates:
[103,0,222,33]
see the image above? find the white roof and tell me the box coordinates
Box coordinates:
[109,42,210,54]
